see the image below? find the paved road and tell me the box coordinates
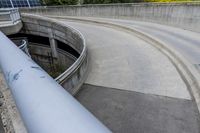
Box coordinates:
[60,20,190,99]
[63,17,200,65]
[102,18,200,65]
[55,18,200,133]
[76,84,199,133]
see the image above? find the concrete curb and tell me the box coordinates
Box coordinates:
[48,16,200,113]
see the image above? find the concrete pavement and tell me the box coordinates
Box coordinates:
[76,84,200,133]
[103,18,200,64]
[60,17,200,65]
[0,20,22,35]
[59,20,190,99]
[55,19,200,133]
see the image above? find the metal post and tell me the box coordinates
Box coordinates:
[15,9,20,22]
[0,31,111,133]
[9,9,20,24]
[9,0,14,8]
[26,0,31,8]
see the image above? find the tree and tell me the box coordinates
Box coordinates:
[41,0,78,5]
[144,0,192,2]
[83,0,143,4]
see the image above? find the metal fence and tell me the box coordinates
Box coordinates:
[0,8,20,24]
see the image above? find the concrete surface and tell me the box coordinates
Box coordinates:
[29,44,76,77]
[21,14,88,95]
[76,84,200,133]
[52,16,200,113]
[43,16,200,65]
[55,17,200,133]
[0,21,22,35]
[58,20,190,100]
[97,18,200,65]
[21,3,200,33]
[0,70,27,133]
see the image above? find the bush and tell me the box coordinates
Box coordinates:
[144,0,193,2]
[41,0,78,5]
[83,0,143,4]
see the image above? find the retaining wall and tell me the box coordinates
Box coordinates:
[21,14,88,95]
[29,44,76,78]
[21,3,200,32]
[0,21,23,35]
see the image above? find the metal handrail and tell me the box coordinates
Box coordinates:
[10,9,21,24]
[0,8,21,24]
[0,31,111,133]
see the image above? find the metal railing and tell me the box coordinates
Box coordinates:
[0,31,111,133]
[0,8,21,24]
[18,40,31,57]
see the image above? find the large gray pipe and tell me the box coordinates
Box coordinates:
[0,31,112,133]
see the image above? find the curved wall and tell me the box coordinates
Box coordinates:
[21,3,200,33]
[21,14,88,95]
[29,44,76,78]
[0,21,23,35]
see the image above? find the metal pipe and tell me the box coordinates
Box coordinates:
[0,31,112,133]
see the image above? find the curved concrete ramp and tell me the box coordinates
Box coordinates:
[59,20,190,100]
[96,18,200,64]
[54,18,200,133]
